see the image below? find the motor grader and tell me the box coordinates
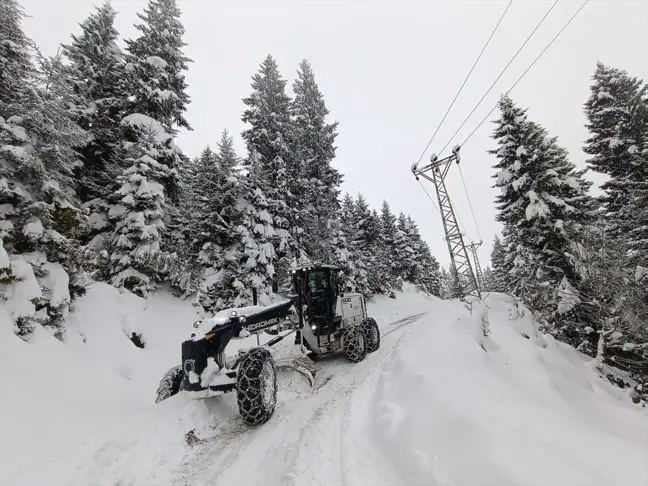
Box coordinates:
[156,264,380,425]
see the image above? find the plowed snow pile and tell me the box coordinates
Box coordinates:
[1,285,646,486]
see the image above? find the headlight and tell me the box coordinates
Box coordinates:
[311,325,317,330]
[239,316,247,323]
[192,320,201,329]
[230,310,238,317]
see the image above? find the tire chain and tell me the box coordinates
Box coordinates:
[236,347,278,426]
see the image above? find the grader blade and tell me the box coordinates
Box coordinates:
[275,355,316,387]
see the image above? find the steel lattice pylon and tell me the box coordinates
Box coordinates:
[467,241,484,292]
[412,147,481,300]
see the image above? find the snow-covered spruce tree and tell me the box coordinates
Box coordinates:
[107,123,177,297]
[124,0,191,134]
[489,234,509,292]
[576,221,648,401]
[236,149,277,305]
[329,212,354,288]
[292,59,342,261]
[164,151,199,295]
[193,132,246,313]
[584,63,647,249]
[0,0,93,339]
[439,267,451,299]
[107,0,192,293]
[60,1,126,207]
[490,95,597,351]
[395,212,416,283]
[482,266,495,292]
[337,193,369,293]
[405,215,442,296]
[366,206,393,295]
[351,195,381,296]
[379,201,400,290]
[242,55,303,290]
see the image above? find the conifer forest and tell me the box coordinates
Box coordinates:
[1,0,647,405]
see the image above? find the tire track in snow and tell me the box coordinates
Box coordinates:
[173,312,427,486]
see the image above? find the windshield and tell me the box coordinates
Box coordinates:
[308,270,328,293]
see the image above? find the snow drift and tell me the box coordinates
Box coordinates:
[0,285,646,486]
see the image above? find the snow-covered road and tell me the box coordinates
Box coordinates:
[2,284,647,486]
[174,306,433,486]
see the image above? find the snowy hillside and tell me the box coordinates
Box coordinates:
[1,285,646,486]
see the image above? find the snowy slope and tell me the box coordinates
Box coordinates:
[1,285,646,486]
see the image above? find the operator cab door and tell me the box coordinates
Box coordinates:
[306,269,333,325]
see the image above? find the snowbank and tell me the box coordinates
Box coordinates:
[0,283,207,486]
[1,285,646,486]
[365,292,648,486]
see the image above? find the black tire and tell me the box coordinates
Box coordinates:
[236,347,277,426]
[342,325,367,363]
[361,318,381,353]
[156,364,183,403]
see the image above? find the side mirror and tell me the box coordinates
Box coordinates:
[271,280,278,293]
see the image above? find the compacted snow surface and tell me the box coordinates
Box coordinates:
[1,284,647,486]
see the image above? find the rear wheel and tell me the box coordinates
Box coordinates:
[156,364,183,403]
[361,318,381,353]
[236,347,277,426]
[342,325,367,363]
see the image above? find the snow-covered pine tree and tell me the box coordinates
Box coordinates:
[236,149,277,305]
[165,151,199,295]
[489,234,508,292]
[60,1,126,206]
[0,0,36,104]
[352,196,382,296]
[583,62,647,251]
[242,55,302,290]
[490,95,597,350]
[439,267,451,299]
[108,0,191,292]
[0,0,92,339]
[193,131,246,313]
[329,213,354,288]
[482,266,495,292]
[107,123,176,297]
[366,206,392,295]
[404,215,442,296]
[124,0,191,134]
[395,212,416,282]
[338,193,369,293]
[576,220,648,401]
[379,201,400,289]
[292,59,341,261]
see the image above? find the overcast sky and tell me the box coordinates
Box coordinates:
[19,0,648,269]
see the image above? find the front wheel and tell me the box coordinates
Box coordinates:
[342,325,367,363]
[236,347,277,426]
[361,318,381,353]
[156,364,183,403]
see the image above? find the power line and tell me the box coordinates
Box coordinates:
[414,0,513,166]
[461,0,590,147]
[458,164,482,241]
[417,179,441,214]
[439,0,559,156]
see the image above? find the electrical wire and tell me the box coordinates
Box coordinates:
[417,179,441,214]
[439,0,559,156]
[414,0,513,166]
[458,164,483,241]
[460,0,590,148]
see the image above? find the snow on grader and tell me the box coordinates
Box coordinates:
[156,264,380,425]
